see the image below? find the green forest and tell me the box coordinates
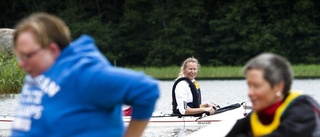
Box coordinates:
[1,0,320,67]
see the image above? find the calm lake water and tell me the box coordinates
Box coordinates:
[1,79,319,137]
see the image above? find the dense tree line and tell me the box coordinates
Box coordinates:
[1,0,320,67]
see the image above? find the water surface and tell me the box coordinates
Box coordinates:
[1,79,319,137]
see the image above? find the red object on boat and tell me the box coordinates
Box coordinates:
[123,107,132,116]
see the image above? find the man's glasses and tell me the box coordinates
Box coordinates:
[16,48,43,62]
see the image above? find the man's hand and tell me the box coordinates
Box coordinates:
[201,107,215,115]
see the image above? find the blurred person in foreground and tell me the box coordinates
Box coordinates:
[11,12,160,137]
[226,53,320,137]
[172,57,218,116]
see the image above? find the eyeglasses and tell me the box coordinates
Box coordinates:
[16,48,43,62]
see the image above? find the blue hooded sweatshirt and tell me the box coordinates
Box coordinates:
[11,35,160,137]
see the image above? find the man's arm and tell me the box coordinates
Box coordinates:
[124,119,149,137]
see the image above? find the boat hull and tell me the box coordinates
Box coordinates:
[0,116,13,130]
[124,106,249,127]
[1,104,250,129]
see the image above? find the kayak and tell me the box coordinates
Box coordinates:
[0,115,13,130]
[187,103,252,137]
[187,119,238,137]
[124,102,251,127]
[0,102,251,130]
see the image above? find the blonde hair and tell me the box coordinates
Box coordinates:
[13,12,71,50]
[177,57,200,78]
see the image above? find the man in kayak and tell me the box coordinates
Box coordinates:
[172,57,218,116]
[11,12,160,137]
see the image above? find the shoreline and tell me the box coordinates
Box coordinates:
[156,76,320,81]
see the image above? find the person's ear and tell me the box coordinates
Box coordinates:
[49,42,61,58]
[275,81,284,94]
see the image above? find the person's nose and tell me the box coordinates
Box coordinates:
[192,69,196,73]
[17,60,26,68]
[248,87,256,98]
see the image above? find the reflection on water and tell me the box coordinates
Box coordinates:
[143,127,200,137]
[1,79,319,136]
[0,94,18,136]
[0,94,18,116]
[0,129,10,137]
